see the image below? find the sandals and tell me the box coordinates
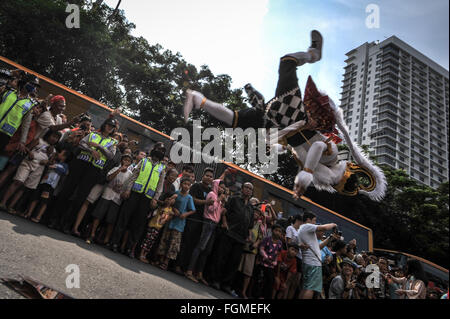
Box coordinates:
[72,230,81,237]
[31,217,41,223]
[174,267,184,276]
[139,256,150,264]
[85,237,94,244]
[185,273,199,283]
[159,262,168,271]
[196,276,209,286]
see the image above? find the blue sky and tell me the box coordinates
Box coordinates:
[104,0,449,104]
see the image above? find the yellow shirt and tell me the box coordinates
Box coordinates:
[148,207,174,230]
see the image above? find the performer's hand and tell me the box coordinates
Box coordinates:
[293,183,306,199]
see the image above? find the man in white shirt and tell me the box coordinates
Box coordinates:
[298,211,336,299]
[36,95,83,139]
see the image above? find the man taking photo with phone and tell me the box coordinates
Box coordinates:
[298,211,337,299]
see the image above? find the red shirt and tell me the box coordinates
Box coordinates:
[277,250,297,282]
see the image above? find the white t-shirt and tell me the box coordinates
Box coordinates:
[298,223,322,267]
[102,167,132,205]
[286,225,303,259]
[172,176,181,191]
[36,111,63,139]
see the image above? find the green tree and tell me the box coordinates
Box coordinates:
[0,0,247,136]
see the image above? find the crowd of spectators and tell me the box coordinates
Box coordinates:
[0,69,447,300]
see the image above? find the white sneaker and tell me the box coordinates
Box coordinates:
[183,89,204,123]
[309,30,323,62]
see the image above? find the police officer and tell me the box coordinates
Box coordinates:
[110,142,166,256]
[48,118,117,232]
[0,73,40,152]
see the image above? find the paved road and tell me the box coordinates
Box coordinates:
[0,211,230,299]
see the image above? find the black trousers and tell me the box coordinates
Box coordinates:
[276,58,300,97]
[232,58,300,131]
[110,191,151,247]
[176,215,204,271]
[49,159,100,230]
[209,232,244,287]
[0,133,11,155]
[126,193,153,250]
[261,266,275,300]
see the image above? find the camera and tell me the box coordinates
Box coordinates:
[0,68,13,88]
[332,226,343,236]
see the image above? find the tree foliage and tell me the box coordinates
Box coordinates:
[0,0,247,136]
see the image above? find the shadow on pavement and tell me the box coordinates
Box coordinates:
[0,210,231,299]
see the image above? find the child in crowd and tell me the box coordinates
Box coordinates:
[185,178,227,285]
[23,148,71,222]
[86,154,133,245]
[238,197,266,299]
[157,177,196,270]
[172,164,195,191]
[0,130,61,214]
[161,168,178,197]
[273,243,299,299]
[258,224,284,299]
[139,192,178,264]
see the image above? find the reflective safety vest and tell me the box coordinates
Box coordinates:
[77,132,116,169]
[132,158,165,199]
[0,90,36,137]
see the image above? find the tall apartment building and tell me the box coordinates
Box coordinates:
[340,36,449,188]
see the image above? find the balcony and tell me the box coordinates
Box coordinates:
[379,96,398,106]
[381,60,400,70]
[380,81,398,91]
[379,88,398,99]
[380,66,399,77]
[380,74,399,84]
[382,50,400,60]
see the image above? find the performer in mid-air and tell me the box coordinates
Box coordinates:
[183,31,386,201]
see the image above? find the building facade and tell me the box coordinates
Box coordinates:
[340,36,449,188]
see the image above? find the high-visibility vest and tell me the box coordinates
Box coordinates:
[131,158,165,199]
[0,90,36,137]
[77,132,116,169]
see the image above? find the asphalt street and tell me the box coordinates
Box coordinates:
[0,211,230,299]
